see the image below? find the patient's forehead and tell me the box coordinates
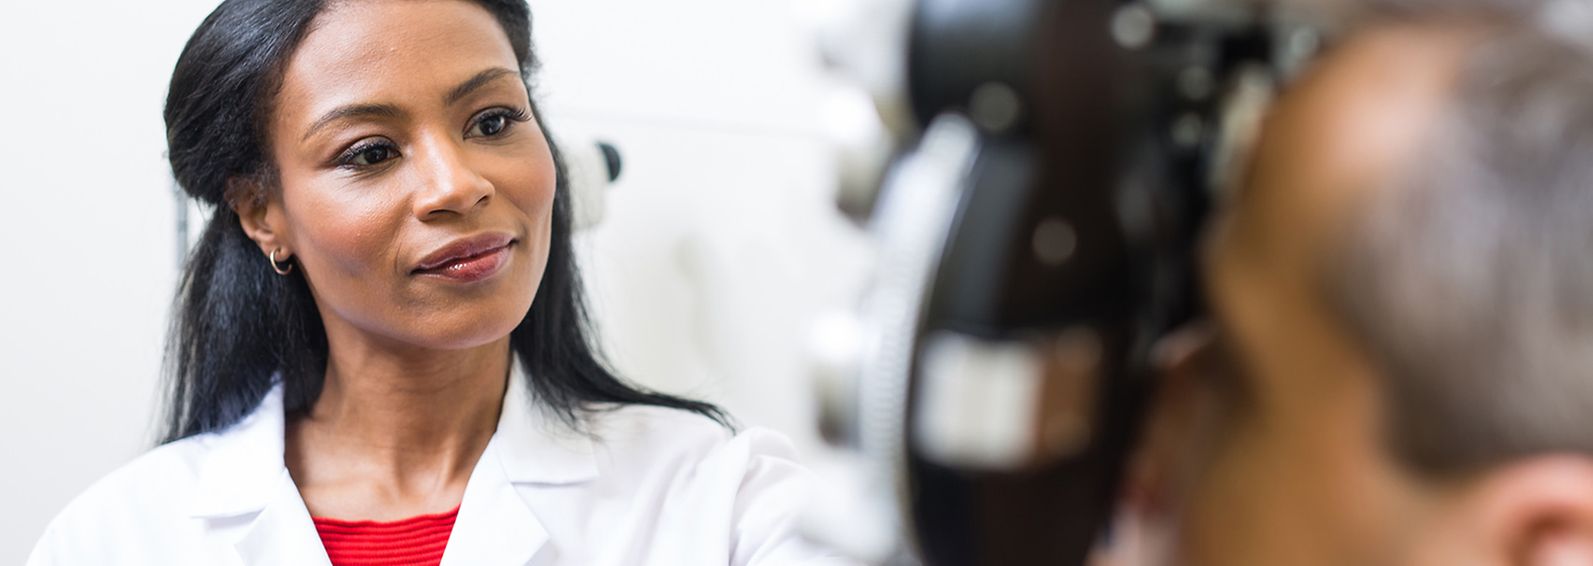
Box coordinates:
[1220,23,1476,278]
[1193,23,1486,416]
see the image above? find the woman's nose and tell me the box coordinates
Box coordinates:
[411,136,493,219]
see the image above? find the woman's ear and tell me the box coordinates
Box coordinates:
[1458,456,1593,566]
[227,176,289,257]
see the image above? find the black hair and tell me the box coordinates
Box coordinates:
[161,0,727,443]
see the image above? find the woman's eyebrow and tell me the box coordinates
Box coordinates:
[301,103,404,142]
[298,68,518,143]
[444,67,518,106]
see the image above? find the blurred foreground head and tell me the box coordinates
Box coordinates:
[1120,12,1593,566]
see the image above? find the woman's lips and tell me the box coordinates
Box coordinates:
[413,243,512,282]
[413,233,516,283]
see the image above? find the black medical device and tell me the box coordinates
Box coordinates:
[810,1,1325,564]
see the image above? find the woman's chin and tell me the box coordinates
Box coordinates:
[394,307,531,352]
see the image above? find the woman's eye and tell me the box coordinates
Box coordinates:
[467,108,529,139]
[341,142,398,168]
[475,114,508,137]
[355,145,396,165]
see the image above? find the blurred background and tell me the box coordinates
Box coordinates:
[0,1,869,562]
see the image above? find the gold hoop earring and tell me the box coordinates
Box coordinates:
[269,248,294,275]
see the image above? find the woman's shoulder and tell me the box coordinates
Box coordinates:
[576,404,813,512]
[570,405,845,564]
[584,403,801,471]
[53,434,216,517]
[28,435,222,563]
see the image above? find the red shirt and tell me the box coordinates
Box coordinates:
[312,506,460,566]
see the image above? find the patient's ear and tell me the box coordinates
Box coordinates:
[227,176,289,256]
[1089,325,1217,566]
[1459,456,1593,566]
[1123,323,1217,517]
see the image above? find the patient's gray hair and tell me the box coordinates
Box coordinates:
[1354,0,1593,48]
[1327,27,1593,476]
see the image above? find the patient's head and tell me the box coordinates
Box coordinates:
[1122,19,1593,566]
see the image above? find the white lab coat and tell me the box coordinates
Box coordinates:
[28,362,849,565]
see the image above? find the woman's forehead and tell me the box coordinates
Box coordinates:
[274,0,520,128]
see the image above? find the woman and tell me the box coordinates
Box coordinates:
[28,1,839,564]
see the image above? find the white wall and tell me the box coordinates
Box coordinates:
[0,1,216,562]
[0,1,868,562]
[534,0,871,453]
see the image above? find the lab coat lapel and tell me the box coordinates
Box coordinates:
[186,362,598,566]
[233,470,334,566]
[439,360,600,565]
[183,381,331,565]
[437,436,549,566]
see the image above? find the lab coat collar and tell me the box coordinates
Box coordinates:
[492,359,603,485]
[187,382,288,519]
[185,358,601,564]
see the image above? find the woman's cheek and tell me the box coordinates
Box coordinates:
[494,153,557,215]
[289,179,408,286]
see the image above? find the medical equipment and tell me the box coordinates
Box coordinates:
[805,1,1329,563]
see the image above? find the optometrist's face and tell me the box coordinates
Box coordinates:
[256,0,555,351]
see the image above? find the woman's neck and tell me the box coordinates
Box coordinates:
[285,334,512,520]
